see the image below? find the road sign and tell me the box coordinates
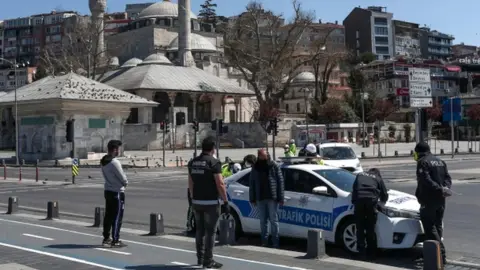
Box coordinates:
[409,82,431,97]
[72,158,79,176]
[410,97,433,108]
[442,98,462,122]
[408,68,431,83]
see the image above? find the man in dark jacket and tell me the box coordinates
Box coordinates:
[249,149,284,248]
[351,168,388,259]
[414,142,452,264]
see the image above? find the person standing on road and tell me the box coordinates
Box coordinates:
[351,168,388,260]
[101,140,128,248]
[249,149,284,248]
[188,137,229,269]
[414,142,452,265]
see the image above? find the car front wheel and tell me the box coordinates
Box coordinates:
[337,219,359,254]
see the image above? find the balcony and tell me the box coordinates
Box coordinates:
[428,40,452,47]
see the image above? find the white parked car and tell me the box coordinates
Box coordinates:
[225,161,425,253]
[317,143,363,174]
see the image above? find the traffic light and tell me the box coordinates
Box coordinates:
[265,120,273,134]
[269,117,280,136]
[192,120,199,132]
[211,119,228,134]
[160,121,170,133]
[211,119,217,131]
[66,120,73,142]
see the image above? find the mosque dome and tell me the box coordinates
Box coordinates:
[139,53,173,65]
[167,33,217,52]
[120,58,143,68]
[293,72,315,83]
[138,0,197,20]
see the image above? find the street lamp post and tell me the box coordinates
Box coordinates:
[1,58,28,165]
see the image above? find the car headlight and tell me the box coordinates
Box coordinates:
[378,205,420,219]
[356,162,361,168]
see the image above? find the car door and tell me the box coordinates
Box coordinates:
[227,171,258,233]
[281,168,335,239]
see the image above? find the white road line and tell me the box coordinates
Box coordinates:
[94,248,131,255]
[0,218,310,270]
[171,262,189,265]
[22,233,54,241]
[0,242,123,270]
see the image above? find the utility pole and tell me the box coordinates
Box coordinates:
[451,97,454,158]
[162,121,166,167]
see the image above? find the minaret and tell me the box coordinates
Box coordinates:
[178,0,195,67]
[89,0,107,58]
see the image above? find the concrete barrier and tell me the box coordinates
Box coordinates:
[46,201,59,220]
[149,213,164,235]
[93,207,104,227]
[305,229,325,259]
[218,216,236,245]
[7,196,18,214]
[423,240,443,270]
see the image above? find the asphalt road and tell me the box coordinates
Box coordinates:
[0,158,479,268]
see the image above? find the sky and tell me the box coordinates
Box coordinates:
[1,0,479,45]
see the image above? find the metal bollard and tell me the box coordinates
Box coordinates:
[21,159,25,166]
[469,148,473,153]
[18,164,22,182]
[218,217,236,245]
[306,229,326,259]
[2,159,6,180]
[35,159,39,182]
[46,201,59,219]
[7,196,18,214]
[440,149,444,154]
[149,213,165,235]
[146,157,149,168]
[455,148,459,154]
[410,150,414,156]
[423,240,443,270]
[378,151,382,158]
[93,207,104,227]
[361,152,365,158]
[175,156,179,167]
[180,157,183,167]
[394,150,399,157]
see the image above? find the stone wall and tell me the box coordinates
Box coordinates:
[123,121,294,151]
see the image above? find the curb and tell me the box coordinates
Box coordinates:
[447,259,480,269]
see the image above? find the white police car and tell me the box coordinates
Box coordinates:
[225,158,424,253]
[317,143,363,174]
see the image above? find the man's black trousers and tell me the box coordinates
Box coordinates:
[354,200,378,255]
[193,204,220,265]
[420,203,446,260]
[103,190,125,242]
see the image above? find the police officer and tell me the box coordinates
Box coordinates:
[188,136,228,269]
[351,168,389,260]
[304,143,325,165]
[414,142,452,265]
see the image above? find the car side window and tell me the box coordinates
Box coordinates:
[237,172,250,186]
[284,168,331,194]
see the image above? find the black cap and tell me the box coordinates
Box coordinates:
[107,140,122,151]
[414,141,430,153]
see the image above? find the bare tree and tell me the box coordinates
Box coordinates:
[223,0,331,122]
[40,15,117,80]
[370,99,395,121]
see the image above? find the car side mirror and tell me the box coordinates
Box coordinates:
[312,186,329,195]
[357,155,361,159]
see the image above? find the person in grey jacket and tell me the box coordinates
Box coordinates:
[101,140,128,248]
[249,149,284,248]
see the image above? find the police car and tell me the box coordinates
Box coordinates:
[317,143,363,174]
[225,157,424,253]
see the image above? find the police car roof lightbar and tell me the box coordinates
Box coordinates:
[278,156,322,164]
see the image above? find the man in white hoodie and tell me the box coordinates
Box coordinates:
[101,140,128,247]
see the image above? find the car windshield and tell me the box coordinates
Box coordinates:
[320,147,356,160]
[313,169,356,193]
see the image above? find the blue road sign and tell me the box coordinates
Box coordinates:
[442,98,462,122]
[72,158,79,166]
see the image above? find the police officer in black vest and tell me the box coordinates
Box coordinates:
[188,137,229,269]
[352,168,389,260]
[414,142,452,265]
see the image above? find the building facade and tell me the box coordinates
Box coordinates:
[125,2,155,20]
[392,20,421,58]
[0,21,4,61]
[419,28,454,60]
[452,43,478,58]
[359,57,461,120]
[343,6,394,60]
[105,12,131,36]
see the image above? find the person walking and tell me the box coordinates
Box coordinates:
[249,149,284,248]
[188,137,229,269]
[101,140,128,248]
[351,168,388,260]
[414,142,452,265]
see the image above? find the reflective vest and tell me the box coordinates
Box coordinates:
[221,164,232,178]
[284,151,293,157]
[289,144,297,155]
[318,159,325,165]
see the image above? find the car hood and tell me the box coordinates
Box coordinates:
[385,189,420,212]
[322,159,360,168]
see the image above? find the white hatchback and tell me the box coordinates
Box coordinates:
[317,143,363,174]
[225,163,425,253]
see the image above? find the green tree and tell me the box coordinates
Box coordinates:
[310,98,358,124]
[198,0,217,25]
[344,68,376,121]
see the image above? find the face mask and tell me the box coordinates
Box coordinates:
[413,151,419,161]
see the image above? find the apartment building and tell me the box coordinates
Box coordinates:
[343,6,394,60]
[392,20,421,58]
[105,12,131,36]
[452,43,478,58]
[359,57,460,119]
[419,28,454,60]
[0,21,4,61]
